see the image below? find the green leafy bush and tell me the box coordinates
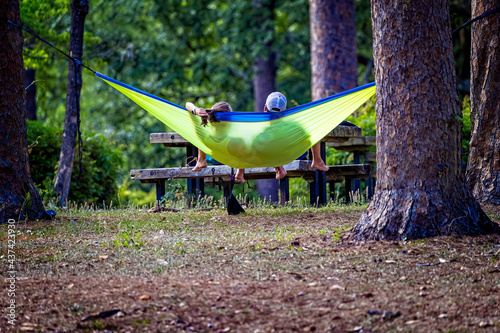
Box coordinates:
[27,121,123,205]
[27,121,61,191]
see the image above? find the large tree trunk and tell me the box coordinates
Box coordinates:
[466,0,500,204]
[253,0,279,202]
[252,0,276,112]
[352,0,499,240]
[0,0,46,222]
[309,0,357,99]
[53,0,89,206]
[24,68,37,121]
[309,0,358,204]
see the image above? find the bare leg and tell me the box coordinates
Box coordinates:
[311,143,329,171]
[192,149,208,171]
[275,166,287,179]
[235,169,245,183]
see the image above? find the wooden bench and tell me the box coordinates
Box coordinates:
[132,125,375,206]
[131,160,372,206]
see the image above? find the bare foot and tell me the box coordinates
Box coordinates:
[311,160,329,171]
[192,160,207,171]
[235,169,245,183]
[275,166,287,179]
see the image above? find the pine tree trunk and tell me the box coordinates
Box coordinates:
[252,0,279,202]
[24,68,37,121]
[53,0,89,206]
[0,0,46,222]
[309,0,358,204]
[352,0,499,240]
[309,0,357,99]
[466,0,500,204]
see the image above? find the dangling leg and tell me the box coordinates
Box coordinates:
[311,142,329,171]
[235,168,245,183]
[193,149,208,171]
[275,166,287,179]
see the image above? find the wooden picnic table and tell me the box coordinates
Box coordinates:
[149,125,367,204]
[328,136,377,199]
[131,124,375,206]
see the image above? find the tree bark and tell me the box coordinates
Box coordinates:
[466,0,500,204]
[252,0,279,202]
[53,0,89,206]
[309,0,358,204]
[309,0,357,99]
[0,0,46,222]
[352,0,499,240]
[24,68,37,121]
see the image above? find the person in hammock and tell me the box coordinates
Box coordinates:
[185,101,246,183]
[264,92,329,180]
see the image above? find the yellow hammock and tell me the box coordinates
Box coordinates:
[96,72,375,169]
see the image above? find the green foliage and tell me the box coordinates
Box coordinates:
[27,121,124,205]
[70,132,124,204]
[160,180,187,207]
[27,120,62,190]
[20,0,70,70]
[118,179,157,207]
[460,96,472,164]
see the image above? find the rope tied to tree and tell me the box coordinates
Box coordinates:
[7,20,96,74]
[452,7,500,36]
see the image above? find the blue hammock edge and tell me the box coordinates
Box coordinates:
[95,72,375,123]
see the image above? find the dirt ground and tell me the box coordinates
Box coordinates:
[1,204,499,332]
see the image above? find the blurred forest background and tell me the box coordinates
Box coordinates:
[22,0,472,206]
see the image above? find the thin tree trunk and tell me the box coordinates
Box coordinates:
[0,0,46,222]
[352,0,499,240]
[309,0,357,99]
[253,55,276,111]
[466,0,500,204]
[54,0,89,206]
[24,68,37,121]
[253,0,279,202]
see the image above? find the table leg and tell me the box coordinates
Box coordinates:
[345,176,352,204]
[328,181,337,202]
[186,144,205,198]
[155,180,166,206]
[352,150,360,194]
[279,177,290,206]
[310,142,327,206]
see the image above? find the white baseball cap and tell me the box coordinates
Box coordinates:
[265,92,287,111]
